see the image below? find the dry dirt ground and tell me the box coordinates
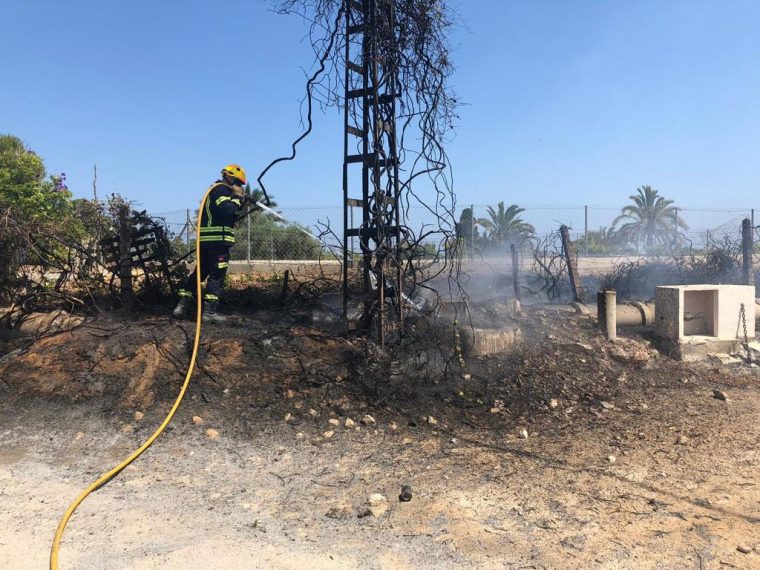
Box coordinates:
[1,305,759,569]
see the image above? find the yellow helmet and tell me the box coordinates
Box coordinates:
[221,164,247,185]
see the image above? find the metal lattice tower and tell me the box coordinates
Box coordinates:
[342,0,403,346]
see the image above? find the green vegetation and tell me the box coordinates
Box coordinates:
[455,206,480,247]
[575,226,623,255]
[612,185,687,253]
[0,135,89,298]
[232,211,322,260]
[456,201,534,254]
[454,188,690,257]
[476,202,535,244]
[0,134,75,223]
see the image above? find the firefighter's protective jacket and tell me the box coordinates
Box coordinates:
[200,181,243,245]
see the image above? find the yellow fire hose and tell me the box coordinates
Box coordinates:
[50,186,213,569]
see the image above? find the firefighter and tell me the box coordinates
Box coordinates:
[172,164,247,323]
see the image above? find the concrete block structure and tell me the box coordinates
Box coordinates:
[655,284,756,360]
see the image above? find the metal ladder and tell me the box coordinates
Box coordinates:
[342,0,403,347]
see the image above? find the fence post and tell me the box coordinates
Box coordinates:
[584,205,589,257]
[247,212,251,263]
[185,209,191,249]
[270,230,274,262]
[742,217,754,286]
[470,203,475,261]
[673,207,679,252]
[117,204,133,305]
[93,164,103,264]
[560,224,583,303]
[510,243,521,302]
[279,269,290,306]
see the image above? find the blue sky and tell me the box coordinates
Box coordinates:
[2,0,760,218]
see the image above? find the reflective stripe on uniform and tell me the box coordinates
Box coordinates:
[178,289,193,297]
[199,235,235,243]
[217,261,229,269]
[199,224,235,243]
[202,182,233,226]
[204,293,219,301]
[199,226,234,234]
[201,182,239,237]
[214,195,242,207]
[204,188,214,226]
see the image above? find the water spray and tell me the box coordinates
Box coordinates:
[252,200,324,245]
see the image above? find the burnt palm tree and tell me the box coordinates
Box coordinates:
[613,186,687,252]
[477,202,534,244]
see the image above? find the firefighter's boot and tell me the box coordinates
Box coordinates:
[172,295,191,318]
[203,300,227,324]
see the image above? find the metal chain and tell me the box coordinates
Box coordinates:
[740,303,751,363]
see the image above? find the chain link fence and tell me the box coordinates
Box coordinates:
[465,204,754,255]
[152,203,758,262]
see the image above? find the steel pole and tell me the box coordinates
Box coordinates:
[673,208,679,251]
[742,217,754,286]
[247,212,251,262]
[584,205,589,257]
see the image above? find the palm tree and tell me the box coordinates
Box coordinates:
[578,225,621,255]
[613,186,687,252]
[246,185,276,209]
[477,202,534,244]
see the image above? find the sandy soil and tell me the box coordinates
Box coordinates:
[1,306,759,569]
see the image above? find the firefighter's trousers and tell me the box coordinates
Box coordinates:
[178,243,231,303]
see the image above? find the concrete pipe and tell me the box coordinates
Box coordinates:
[460,326,523,357]
[570,301,596,316]
[591,296,655,330]
[616,301,656,327]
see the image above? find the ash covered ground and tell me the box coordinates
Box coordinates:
[1,295,759,569]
